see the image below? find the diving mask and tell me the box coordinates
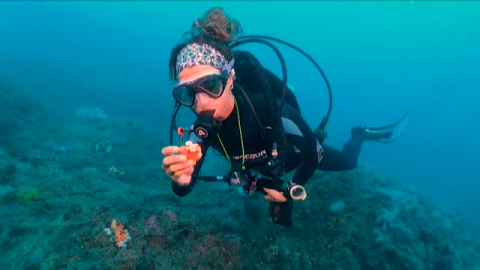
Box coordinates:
[173,74,228,106]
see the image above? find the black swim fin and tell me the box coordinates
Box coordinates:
[269,200,293,227]
[351,112,409,143]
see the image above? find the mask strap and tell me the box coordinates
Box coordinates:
[221,58,235,77]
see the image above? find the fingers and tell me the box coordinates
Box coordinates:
[263,188,287,203]
[163,154,187,167]
[161,146,196,186]
[195,151,202,161]
[174,166,194,178]
[177,174,192,186]
[263,193,275,201]
[162,146,179,156]
[169,161,194,177]
[263,188,276,194]
[162,156,191,176]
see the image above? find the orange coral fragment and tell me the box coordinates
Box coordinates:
[111,219,131,248]
[163,210,178,222]
[179,141,202,165]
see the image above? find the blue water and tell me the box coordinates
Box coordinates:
[1,0,479,227]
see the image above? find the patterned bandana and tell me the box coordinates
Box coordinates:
[175,43,234,78]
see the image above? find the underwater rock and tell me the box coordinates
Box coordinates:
[75,107,108,123]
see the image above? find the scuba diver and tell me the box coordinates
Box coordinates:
[161,7,408,227]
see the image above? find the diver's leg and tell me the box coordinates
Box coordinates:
[316,113,409,171]
[317,126,394,171]
[317,144,358,171]
[318,127,390,171]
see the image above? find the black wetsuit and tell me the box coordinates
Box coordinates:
[168,51,394,227]
[171,85,362,197]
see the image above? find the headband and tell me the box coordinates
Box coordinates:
[175,43,234,77]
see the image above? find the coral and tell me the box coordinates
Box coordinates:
[107,166,126,180]
[163,210,178,222]
[95,139,112,153]
[144,214,161,234]
[75,107,108,123]
[110,219,131,248]
[178,141,202,165]
[15,187,39,203]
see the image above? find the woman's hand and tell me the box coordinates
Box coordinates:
[161,146,202,186]
[262,187,287,203]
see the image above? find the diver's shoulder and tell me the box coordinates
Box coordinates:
[235,90,265,107]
